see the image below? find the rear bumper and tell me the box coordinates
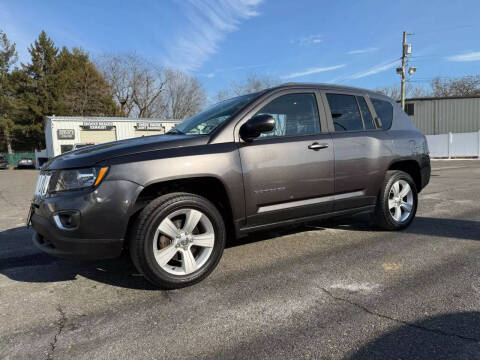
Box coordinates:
[419,154,431,191]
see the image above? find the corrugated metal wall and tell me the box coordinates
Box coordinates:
[407,97,480,135]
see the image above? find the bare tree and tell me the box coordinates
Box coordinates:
[97,54,206,119]
[375,84,429,100]
[217,73,280,101]
[162,70,206,119]
[96,54,137,116]
[97,53,167,117]
[131,64,167,118]
[375,85,401,100]
[431,75,480,97]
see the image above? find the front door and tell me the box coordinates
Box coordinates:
[238,91,334,227]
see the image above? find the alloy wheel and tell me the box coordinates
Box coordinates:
[388,179,414,223]
[153,208,215,275]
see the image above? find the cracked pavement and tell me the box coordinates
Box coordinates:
[1,161,480,359]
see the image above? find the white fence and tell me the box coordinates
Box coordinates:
[426,131,480,158]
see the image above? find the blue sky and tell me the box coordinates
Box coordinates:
[1,0,479,98]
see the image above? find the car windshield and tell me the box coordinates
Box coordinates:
[170,93,258,135]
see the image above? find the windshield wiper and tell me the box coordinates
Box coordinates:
[166,129,184,135]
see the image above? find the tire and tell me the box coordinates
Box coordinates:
[129,192,226,289]
[374,170,418,230]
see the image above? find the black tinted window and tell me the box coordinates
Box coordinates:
[255,93,321,137]
[61,145,74,154]
[371,98,394,129]
[406,103,414,116]
[326,94,363,132]
[357,96,376,130]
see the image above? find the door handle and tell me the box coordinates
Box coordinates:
[308,142,329,150]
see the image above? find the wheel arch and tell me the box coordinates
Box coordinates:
[387,159,422,192]
[126,176,235,242]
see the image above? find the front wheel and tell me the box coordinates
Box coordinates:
[129,192,226,289]
[374,170,418,230]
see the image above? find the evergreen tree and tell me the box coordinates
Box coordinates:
[0,30,18,153]
[8,30,120,150]
[56,47,120,116]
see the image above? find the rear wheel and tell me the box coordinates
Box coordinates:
[374,170,418,230]
[130,192,226,289]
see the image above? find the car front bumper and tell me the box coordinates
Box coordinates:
[30,179,143,260]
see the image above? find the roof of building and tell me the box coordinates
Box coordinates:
[45,116,181,123]
[406,95,480,102]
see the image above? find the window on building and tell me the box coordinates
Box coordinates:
[357,96,376,130]
[405,103,415,116]
[60,145,74,154]
[371,98,394,129]
[254,93,321,137]
[326,94,364,132]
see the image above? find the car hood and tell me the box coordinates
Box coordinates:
[44,134,209,170]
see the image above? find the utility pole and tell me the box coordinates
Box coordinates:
[400,31,408,111]
[397,31,416,111]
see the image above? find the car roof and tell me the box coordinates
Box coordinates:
[257,82,393,102]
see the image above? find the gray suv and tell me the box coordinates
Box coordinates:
[30,83,430,289]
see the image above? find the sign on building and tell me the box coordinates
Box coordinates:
[57,129,75,140]
[81,121,114,130]
[136,122,165,131]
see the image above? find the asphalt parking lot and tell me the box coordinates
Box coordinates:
[1,161,480,360]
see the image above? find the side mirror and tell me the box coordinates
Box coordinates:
[239,114,275,142]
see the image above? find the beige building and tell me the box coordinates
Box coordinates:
[44,116,181,158]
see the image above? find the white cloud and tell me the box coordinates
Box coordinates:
[347,58,400,80]
[282,64,346,79]
[347,47,378,55]
[446,51,480,62]
[163,0,263,71]
[291,34,323,46]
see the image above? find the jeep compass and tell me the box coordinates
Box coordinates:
[30,83,431,289]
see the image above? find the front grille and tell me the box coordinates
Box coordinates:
[34,172,52,197]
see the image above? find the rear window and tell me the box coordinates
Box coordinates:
[326,93,364,132]
[371,98,393,129]
[357,96,376,130]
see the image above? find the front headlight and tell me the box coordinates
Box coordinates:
[52,167,108,192]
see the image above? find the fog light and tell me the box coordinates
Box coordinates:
[53,211,80,230]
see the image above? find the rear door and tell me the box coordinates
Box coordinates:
[321,91,385,211]
[237,89,334,227]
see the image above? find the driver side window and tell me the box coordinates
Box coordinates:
[254,93,321,138]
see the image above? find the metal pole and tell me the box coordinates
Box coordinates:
[400,31,407,111]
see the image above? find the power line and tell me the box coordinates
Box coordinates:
[412,25,477,37]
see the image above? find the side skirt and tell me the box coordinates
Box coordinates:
[235,205,375,237]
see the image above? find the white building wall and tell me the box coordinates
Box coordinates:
[46,117,181,158]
